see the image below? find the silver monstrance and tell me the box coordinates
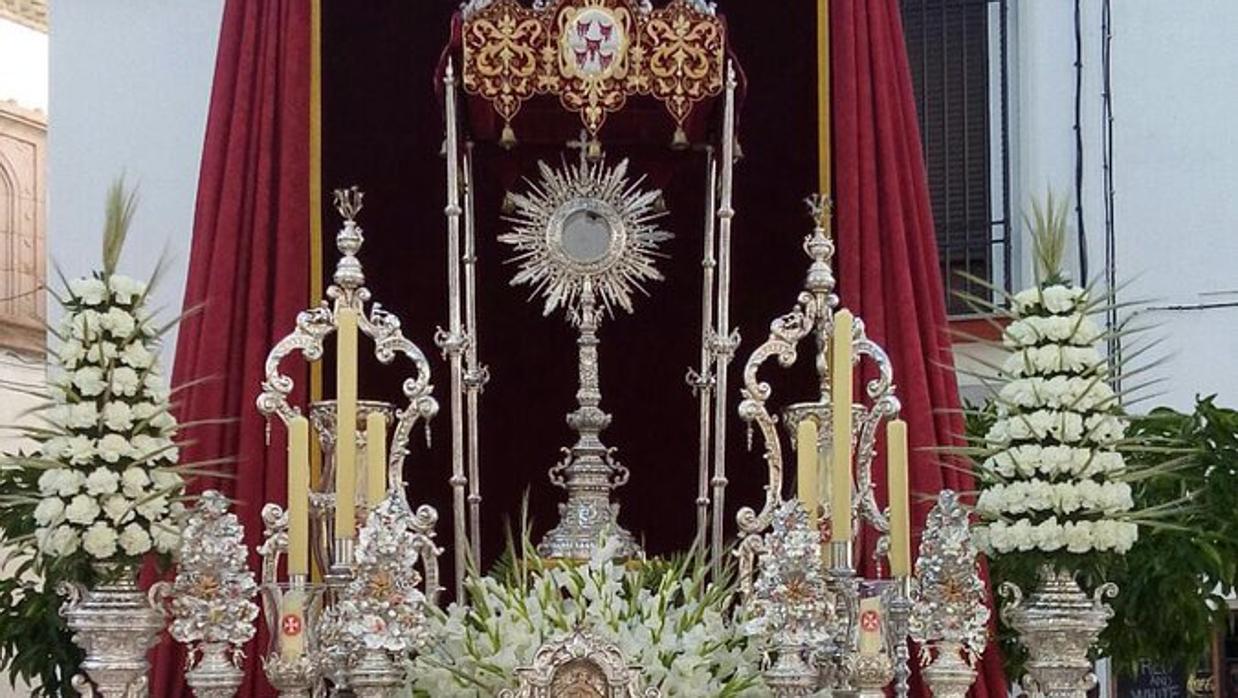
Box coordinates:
[500,154,672,560]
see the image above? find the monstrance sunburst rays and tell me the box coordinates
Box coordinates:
[499,157,672,320]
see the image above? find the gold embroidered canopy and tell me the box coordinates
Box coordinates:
[459,0,726,145]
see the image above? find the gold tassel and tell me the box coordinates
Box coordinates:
[586,138,603,161]
[500,121,517,150]
[671,125,689,150]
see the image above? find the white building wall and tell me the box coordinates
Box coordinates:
[48,0,224,360]
[960,0,1238,413]
[0,19,47,112]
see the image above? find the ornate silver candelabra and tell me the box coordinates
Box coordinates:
[166,491,259,698]
[736,196,909,697]
[498,154,672,561]
[254,188,441,695]
[909,490,989,698]
[258,187,438,587]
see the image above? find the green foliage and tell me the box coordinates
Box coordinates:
[1103,397,1238,675]
[0,461,88,697]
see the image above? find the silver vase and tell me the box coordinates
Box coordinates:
[349,650,404,698]
[1000,566,1118,698]
[185,642,244,698]
[59,563,168,698]
[920,642,978,698]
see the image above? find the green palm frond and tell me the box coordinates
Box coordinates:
[101,178,139,277]
[1027,189,1070,284]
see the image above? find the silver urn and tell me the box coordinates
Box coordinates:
[1001,566,1118,698]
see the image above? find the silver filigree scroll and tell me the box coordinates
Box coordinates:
[167,491,258,698]
[735,196,901,597]
[499,153,671,561]
[256,187,439,508]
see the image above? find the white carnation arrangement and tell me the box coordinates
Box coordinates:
[409,536,765,697]
[966,195,1139,560]
[26,182,186,565]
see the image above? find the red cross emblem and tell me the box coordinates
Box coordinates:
[860,609,881,632]
[281,613,303,637]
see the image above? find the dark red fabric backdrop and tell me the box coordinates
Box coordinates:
[150,1,311,696]
[832,0,1006,695]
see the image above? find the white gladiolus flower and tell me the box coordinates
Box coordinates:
[121,467,150,497]
[68,277,108,306]
[131,402,159,421]
[84,467,121,496]
[72,366,107,396]
[1012,288,1041,314]
[118,523,152,556]
[33,497,65,526]
[150,411,176,432]
[101,402,134,432]
[108,275,147,304]
[110,366,141,397]
[65,493,101,524]
[97,433,130,463]
[82,522,119,559]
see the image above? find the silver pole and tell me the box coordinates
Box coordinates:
[440,60,469,599]
[462,142,486,569]
[710,62,739,570]
[691,149,718,555]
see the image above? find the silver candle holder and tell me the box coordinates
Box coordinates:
[736,196,911,697]
[254,189,441,694]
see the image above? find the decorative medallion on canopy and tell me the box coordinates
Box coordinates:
[459,0,725,146]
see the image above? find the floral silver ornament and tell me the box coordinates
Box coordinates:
[747,500,833,696]
[909,490,989,698]
[166,490,258,698]
[317,492,440,694]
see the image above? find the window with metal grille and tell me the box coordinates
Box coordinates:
[900,0,1011,315]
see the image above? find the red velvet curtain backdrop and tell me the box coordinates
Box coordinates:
[831,0,1005,696]
[148,1,311,696]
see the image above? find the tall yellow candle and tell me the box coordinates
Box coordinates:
[335,308,358,538]
[887,418,911,577]
[795,418,820,527]
[830,310,853,543]
[365,412,387,506]
[287,416,310,576]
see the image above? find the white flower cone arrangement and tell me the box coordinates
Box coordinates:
[956,195,1155,698]
[2,180,206,697]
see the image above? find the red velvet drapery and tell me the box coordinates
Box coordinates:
[148,1,311,696]
[831,1,1006,696]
